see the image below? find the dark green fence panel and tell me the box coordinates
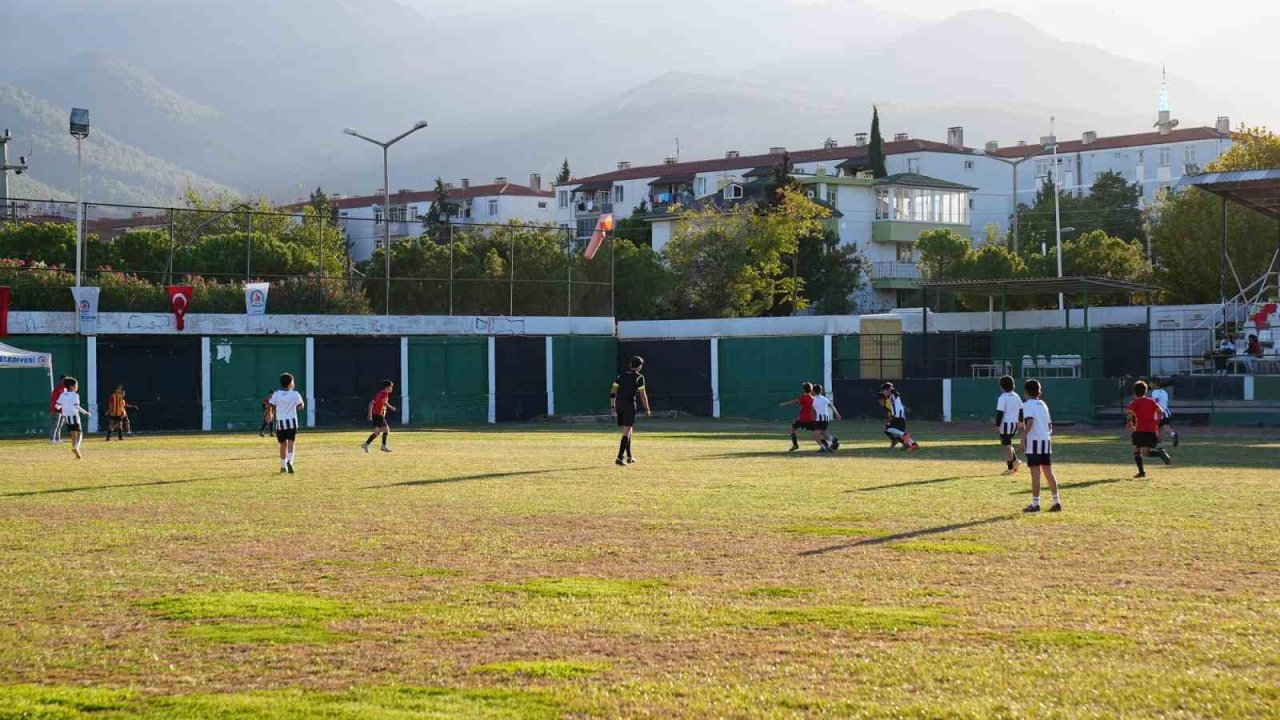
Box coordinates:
[834,335,860,380]
[718,336,824,421]
[0,335,86,437]
[553,336,616,416]
[408,337,488,424]
[209,337,306,431]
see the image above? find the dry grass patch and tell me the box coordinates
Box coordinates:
[733,606,951,632]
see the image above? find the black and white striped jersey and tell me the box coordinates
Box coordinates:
[996,391,1023,435]
[1022,398,1053,455]
[275,416,299,431]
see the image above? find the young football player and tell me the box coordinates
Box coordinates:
[269,373,305,474]
[995,375,1023,475]
[1149,378,1179,448]
[1126,380,1171,479]
[258,390,276,437]
[781,382,822,451]
[1020,379,1060,512]
[811,384,841,452]
[879,382,918,451]
[55,376,92,459]
[362,380,397,453]
[105,384,137,441]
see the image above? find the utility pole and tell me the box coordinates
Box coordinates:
[0,129,31,222]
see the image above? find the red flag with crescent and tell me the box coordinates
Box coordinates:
[584,213,613,261]
[167,285,193,330]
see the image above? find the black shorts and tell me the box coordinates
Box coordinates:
[1157,417,1171,428]
[64,417,81,432]
[814,420,830,432]
[885,418,906,433]
[616,404,637,427]
[999,434,1015,446]
[106,414,123,423]
[1131,431,1159,449]
[792,420,816,432]
[1026,453,1052,467]
[276,428,298,443]
[371,414,388,429]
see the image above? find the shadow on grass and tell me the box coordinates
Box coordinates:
[855,475,981,492]
[799,514,1018,557]
[2,478,203,498]
[366,467,598,489]
[1006,476,1127,495]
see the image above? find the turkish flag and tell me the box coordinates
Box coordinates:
[167,285,193,330]
[0,286,9,337]
[584,213,613,261]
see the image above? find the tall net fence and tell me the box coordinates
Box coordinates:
[0,198,613,316]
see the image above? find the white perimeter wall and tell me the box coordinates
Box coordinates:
[7,313,614,337]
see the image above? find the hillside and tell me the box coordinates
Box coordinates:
[0,83,234,206]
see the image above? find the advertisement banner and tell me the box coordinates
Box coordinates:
[70,286,100,335]
[168,285,193,331]
[244,282,270,317]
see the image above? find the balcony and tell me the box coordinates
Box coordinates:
[869,261,923,290]
[574,200,613,218]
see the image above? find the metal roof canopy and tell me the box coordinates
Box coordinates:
[921,276,1159,297]
[1177,170,1280,221]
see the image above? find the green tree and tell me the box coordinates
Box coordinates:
[794,227,863,315]
[614,239,675,320]
[1083,172,1144,242]
[915,228,970,280]
[556,158,572,184]
[869,106,887,179]
[665,186,825,317]
[1151,125,1280,304]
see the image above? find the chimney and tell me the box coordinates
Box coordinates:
[1217,115,1230,134]
[1155,110,1179,136]
[396,188,413,194]
[461,178,470,190]
[854,132,868,147]
[725,150,740,159]
[946,126,964,150]
[893,133,909,141]
[769,146,787,154]
[664,156,679,165]
[984,141,999,153]
[529,173,541,192]
[617,161,631,170]
[1082,131,1097,145]
[1039,135,1056,146]
[494,176,508,185]
[823,137,838,150]
[1016,140,1027,147]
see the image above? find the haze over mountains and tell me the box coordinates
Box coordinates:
[0,0,1271,205]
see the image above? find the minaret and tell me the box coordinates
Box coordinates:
[1155,64,1178,135]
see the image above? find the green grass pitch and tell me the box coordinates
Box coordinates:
[1,420,1278,718]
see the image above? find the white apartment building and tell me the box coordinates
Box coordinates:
[302,175,555,262]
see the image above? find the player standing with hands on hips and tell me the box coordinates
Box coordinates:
[610,356,650,466]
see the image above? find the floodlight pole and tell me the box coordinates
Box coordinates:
[344,122,429,315]
[1051,116,1065,311]
[74,136,84,287]
[982,145,1052,255]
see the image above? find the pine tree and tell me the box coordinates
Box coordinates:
[556,158,572,184]
[869,106,888,179]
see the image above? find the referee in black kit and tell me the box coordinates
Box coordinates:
[610,355,651,466]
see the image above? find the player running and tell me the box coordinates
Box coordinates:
[610,356,650,466]
[1126,380,1171,479]
[1149,378,1179,448]
[879,382,918,451]
[49,374,67,444]
[362,380,397,453]
[1020,379,1060,512]
[995,375,1023,475]
[269,372,305,474]
[811,384,841,452]
[781,382,823,452]
[55,376,92,459]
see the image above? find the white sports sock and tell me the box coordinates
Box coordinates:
[1030,495,1040,507]
[286,451,295,463]
[1052,493,1060,504]
[280,458,287,468]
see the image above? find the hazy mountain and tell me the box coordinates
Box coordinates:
[0,83,234,206]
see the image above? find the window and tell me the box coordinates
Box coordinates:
[1114,151,1123,159]
[1157,184,1171,201]
[875,188,890,220]
[963,160,974,171]
[724,184,743,200]
[1183,146,1197,164]
[389,205,407,223]
[557,190,569,209]
[488,199,498,216]
[373,206,383,225]
[613,184,624,203]
[896,244,913,262]
[1095,171,1104,182]
[1035,159,1050,178]
[906,158,920,174]
[1137,150,1145,164]
[1159,148,1171,167]
[826,185,838,209]
[695,177,707,196]
[538,201,548,209]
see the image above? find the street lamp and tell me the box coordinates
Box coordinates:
[981,143,1054,255]
[69,108,90,287]
[343,121,429,315]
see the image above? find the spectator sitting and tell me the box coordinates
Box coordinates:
[1245,334,1264,373]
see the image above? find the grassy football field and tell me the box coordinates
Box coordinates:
[1,420,1278,719]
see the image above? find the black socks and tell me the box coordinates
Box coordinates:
[1134,453,1145,473]
[381,431,388,447]
[618,435,628,459]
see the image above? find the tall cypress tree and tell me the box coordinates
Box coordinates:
[556,158,572,184]
[869,106,888,179]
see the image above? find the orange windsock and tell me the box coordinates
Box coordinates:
[584,213,613,261]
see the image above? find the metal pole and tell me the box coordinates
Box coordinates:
[383,145,391,316]
[245,211,252,280]
[1052,122,1064,311]
[508,228,515,316]
[1011,160,1019,254]
[566,226,573,317]
[75,137,83,287]
[0,130,9,221]
[1219,196,1228,306]
[448,223,454,315]
[610,229,616,318]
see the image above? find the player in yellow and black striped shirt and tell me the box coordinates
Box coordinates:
[105,385,137,441]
